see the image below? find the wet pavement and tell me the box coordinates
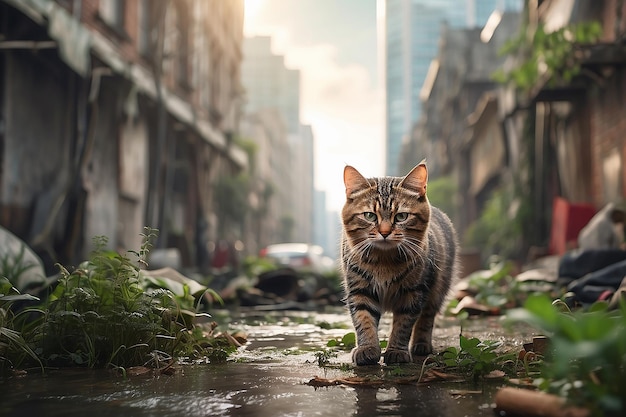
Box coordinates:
[1,308,537,417]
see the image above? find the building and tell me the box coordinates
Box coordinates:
[240,35,316,246]
[511,0,626,255]
[410,0,626,262]
[239,109,292,252]
[289,124,315,244]
[241,36,301,134]
[0,0,247,272]
[404,11,521,232]
[382,0,522,175]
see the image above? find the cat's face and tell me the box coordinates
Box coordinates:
[342,163,430,256]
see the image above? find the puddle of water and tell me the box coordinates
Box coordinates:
[1,361,501,417]
[1,309,535,417]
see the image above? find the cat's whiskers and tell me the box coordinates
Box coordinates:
[347,239,373,264]
[400,237,426,265]
[396,244,406,261]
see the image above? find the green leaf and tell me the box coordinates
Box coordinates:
[460,335,480,351]
[444,359,457,367]
[443,348,458,358]
[0,293,39,302]
[459,358,472,367]
[587,301,609,313]
[341,332,356,349]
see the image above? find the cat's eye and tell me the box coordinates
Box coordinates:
[394,212,409,222]
[363,212,377,222]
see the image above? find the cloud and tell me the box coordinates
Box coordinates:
[285,44,381,125]
[244,22,384,211]
[282,43,384,210]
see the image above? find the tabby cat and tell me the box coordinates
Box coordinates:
[340,161,458,366]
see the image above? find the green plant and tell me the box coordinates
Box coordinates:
[438,334,516,382]
[463,187,524,261]
[35,232,198,369]
[242,255,277,278]
[233,136,258,174]
[0,228,237,373]
[326,332,387,351]
[128,227,157,269]
[213,174,251,237]
[425,175,457,222]
[0,277,43,374]
[507,294,626,415]
[463,259,525,309]
[326,332,357,350]
[0,244,44,293]
[316,320,349,330]
[493,19,602,92]
[314,348,338,367]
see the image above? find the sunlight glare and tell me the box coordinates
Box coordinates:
[244,0,264,24]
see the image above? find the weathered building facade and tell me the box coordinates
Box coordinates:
[0,0,247,273]
[411,0,626,261]
[404,12,521,233]
[516,0,626,254]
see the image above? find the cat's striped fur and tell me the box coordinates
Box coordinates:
[340,162,458,366]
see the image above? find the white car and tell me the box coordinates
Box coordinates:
[260,243,335,275]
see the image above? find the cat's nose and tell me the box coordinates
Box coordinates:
[379,220,392,238]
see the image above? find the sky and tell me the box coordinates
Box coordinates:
[243,0,385,212]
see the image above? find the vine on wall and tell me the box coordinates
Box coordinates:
[493,20,602,92]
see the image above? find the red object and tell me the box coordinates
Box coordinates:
[549,197,597,255]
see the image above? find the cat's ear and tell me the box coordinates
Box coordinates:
[344,165,370,198]
[400,162,428,196]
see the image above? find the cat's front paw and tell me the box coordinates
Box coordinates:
[410,342,433,358]
[383,348,411,364]
[352,345,381,366]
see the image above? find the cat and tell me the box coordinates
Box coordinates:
[340,161,458,366]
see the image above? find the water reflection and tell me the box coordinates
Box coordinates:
[2,362,498,417]
[352,384,484,417]
[1,311,512,417]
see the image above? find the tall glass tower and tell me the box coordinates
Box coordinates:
[383,0,522,175]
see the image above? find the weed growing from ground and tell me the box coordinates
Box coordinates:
[0,244,44,293]
[36,233,185,368]
[0,227,232,373]
[507,294,626,416]
[437,334,517,382]
[314,348,337,367]
[0,277,42,373]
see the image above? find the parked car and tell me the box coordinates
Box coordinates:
[260,243,335,275]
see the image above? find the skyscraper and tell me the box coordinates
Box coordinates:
[241,36,301,134]
[241,36,316,245]
[383,0,522,175]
